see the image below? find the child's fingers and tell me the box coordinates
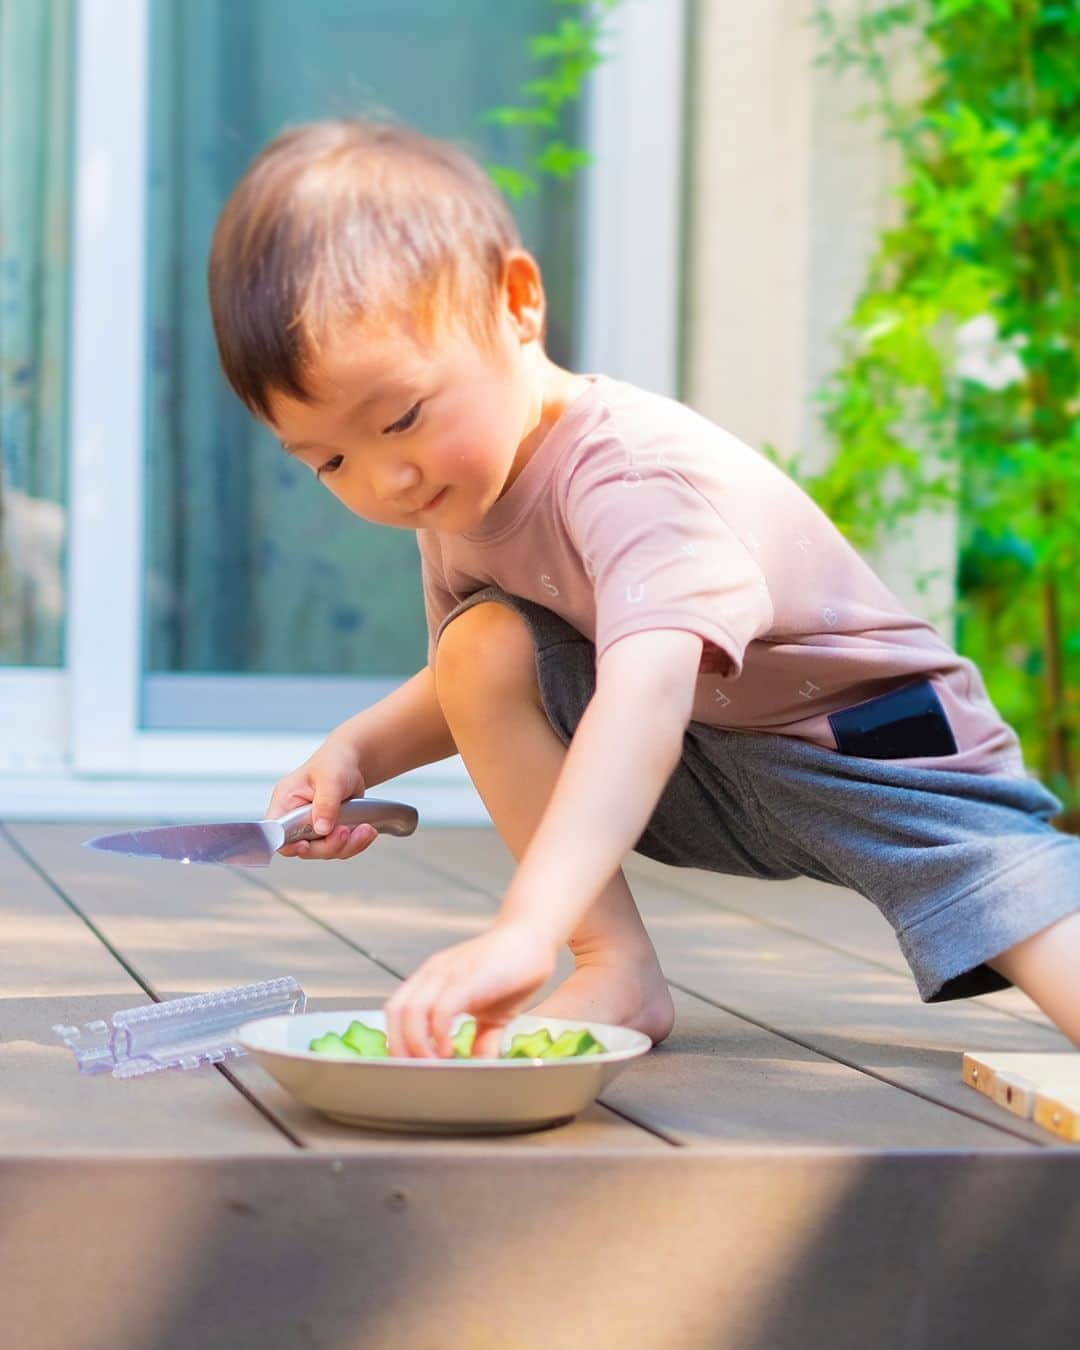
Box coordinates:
[320,824,378,860]
[471,1023,507,1060]
[281,824,377,861]
[337,825,378,859]
[291,828,350,860]
[311,779,358,838]
[266,781,314,820]
[386,981,442,1059]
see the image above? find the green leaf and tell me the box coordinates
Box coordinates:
[936,0,1012,20]
[481,105,559,129]
[533,140,592,178]
[485,163,539,200]
[529,18,593,61]
[478,0,619,193]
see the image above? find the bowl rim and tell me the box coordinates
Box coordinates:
[237,1009,652,1068]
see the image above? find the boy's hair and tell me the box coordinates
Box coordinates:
[208,119,522,420]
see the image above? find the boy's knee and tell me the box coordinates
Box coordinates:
[435,601,540,712]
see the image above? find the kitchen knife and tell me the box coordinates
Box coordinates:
[82,797,418,867]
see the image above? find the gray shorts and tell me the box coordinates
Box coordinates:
[438,587,1080,1003]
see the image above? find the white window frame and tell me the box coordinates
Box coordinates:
[2,0,685,819]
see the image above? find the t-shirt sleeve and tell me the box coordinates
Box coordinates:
[416,530,457,668]
[562,434,773,677]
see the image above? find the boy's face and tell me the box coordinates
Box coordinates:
[267,279,543,534]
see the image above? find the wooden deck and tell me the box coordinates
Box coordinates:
[3,820,1079,1349]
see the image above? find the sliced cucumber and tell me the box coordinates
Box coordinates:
[308,1031,363,1057]
[451,1019,477,1058]
[506,1028,556,1058]
[343,1019,389,1057]
[310,1019,608,1059]
[541,1029,603,1058]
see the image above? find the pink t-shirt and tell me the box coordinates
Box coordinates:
[417,375,1024,776]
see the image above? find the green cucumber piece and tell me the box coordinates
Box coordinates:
[506,1028,555,1059]
[451,1019,477,1058]
[309,1031,363,1057]
[541,1028,604,1059]
[342,1020,389,1057]
[312,1020,608,1060]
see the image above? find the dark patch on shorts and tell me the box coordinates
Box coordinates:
[828,679,959,760]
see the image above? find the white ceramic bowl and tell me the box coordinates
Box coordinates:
[238,1009,652,1135]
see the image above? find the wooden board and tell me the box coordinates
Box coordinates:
[963,1051,1080,1142]
[256,827,1044,1149]
[623,848,1057,1030]
[6,820,1064,1152]
[398,828,1072,1144]
[404,827,1056,1029]
[3,1153,1080,1350]
[0,828,291,1155]
[6,823,659,1154]
[11,822,1080,1350]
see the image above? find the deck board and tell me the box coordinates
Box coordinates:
[0,831,290,1155]
[3,1152,1079,1350]
[6,821,1080,1350]
[243,828,1047,1149]
[5,821,1071,1153]
[406,825,1055,1025]
[401,828,1070,1144]
[625,850,1057,1029]
[6,823,658,1153]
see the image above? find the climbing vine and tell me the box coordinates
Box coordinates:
[780,0,1080,815]
[483,0,622,200]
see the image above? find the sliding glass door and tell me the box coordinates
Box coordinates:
[141,0,583,735]
[5,0,685,817]
[0,0,74,776]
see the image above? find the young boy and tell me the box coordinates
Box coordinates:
[209,119,1080,1060]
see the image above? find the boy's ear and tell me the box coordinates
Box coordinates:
[501,250,545,344]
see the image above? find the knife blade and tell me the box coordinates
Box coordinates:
[82,797,418,867]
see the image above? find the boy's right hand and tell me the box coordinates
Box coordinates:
[266,737,377,861]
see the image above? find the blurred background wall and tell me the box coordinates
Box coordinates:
[683,0,955,632]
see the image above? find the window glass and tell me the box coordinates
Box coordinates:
[0,0,74,669]
[143,0,581,689]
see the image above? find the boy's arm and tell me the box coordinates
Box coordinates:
[499,627,704,946]
[328,665,458,788]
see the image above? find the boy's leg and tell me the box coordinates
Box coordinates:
[988,911,1080,1049]
[434,600,676,1043]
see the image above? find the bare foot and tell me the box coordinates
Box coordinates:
[526,950,675,1045]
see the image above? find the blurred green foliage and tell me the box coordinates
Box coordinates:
[482,0,622,199]
[776,0,1080,811]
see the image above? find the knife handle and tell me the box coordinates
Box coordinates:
[276,797,419,842]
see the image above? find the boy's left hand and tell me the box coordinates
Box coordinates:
[383,917,559,1059]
